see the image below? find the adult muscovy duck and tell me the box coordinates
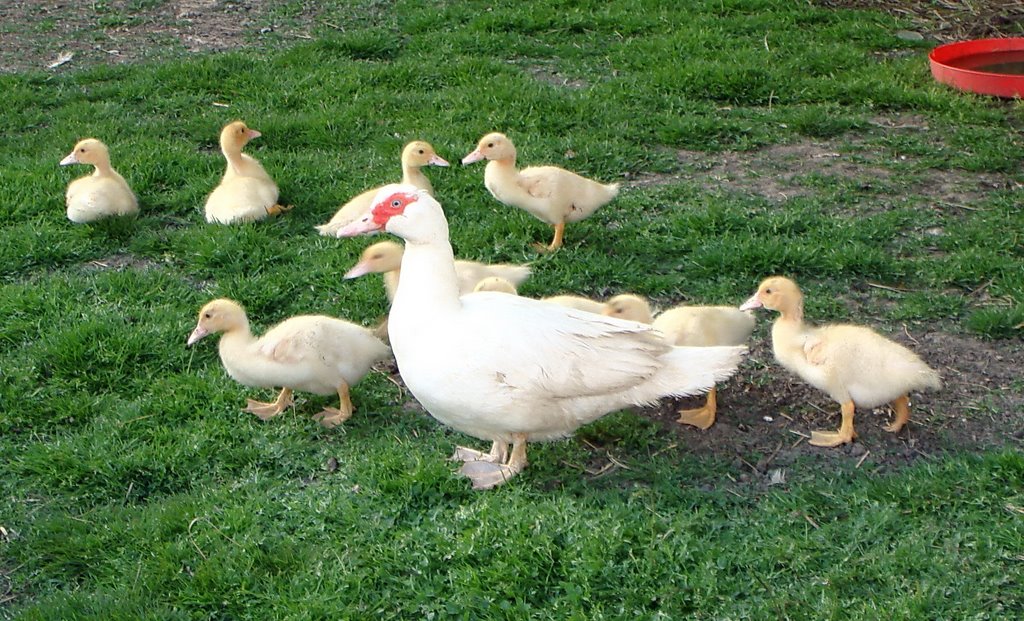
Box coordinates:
[335,184,745,489]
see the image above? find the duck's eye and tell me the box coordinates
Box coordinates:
[391,199,401,208]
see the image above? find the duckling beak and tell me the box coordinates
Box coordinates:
[429,154,450,167]
[461,149,484,165]
[334,213,382,238]
[187,325,210,346]
[59,151,78,166]
[343,261,373,279]
[247,129,262,139]
[739,293,763,311]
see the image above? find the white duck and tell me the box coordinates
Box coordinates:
[315,140,449,236]
[461,132,619,252]
[60,138,139,223]
[334,184,745,489]
[740,276,941,447]
[344,240,531,303]
[603,294,755,430]
[187,299,389,428]
[205,121,289,224]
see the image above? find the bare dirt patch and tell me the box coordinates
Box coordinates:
[0,0,316,73]
[81,252,161,272]
[523,63,589,90]
[815,0,1024,43]
[628,118,1016,210]
[634,325,1024,490]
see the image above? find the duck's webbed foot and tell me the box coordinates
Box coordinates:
[312,381,354,428]
[313,407,351,428]
[676,387,718,430]
[459,461,521,490]
[245,387,294,420]
[451,441,508,464]
[266,203,294,217]
[882,395,910,433]
[809,401,857,448]
[457,434,527,490]
[531,222,565,253]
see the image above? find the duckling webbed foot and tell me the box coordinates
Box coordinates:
[313,407,351,428]
[809,400,857,448]
[531,222,565,253]
[312,381,354,428]
[676,387,718,430]
[266,203,294,217]
[882,395,911,433]
[245,387,294,420]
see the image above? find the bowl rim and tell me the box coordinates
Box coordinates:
[928,37,1024,77]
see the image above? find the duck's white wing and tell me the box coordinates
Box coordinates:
[460,293,673,399]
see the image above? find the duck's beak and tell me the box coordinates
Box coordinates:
[461,149,484,165]
[344,260,373,279]
[59,151,78,166]
[187,324,210,346]
[739,293,763,311]
[429,154,450,167]
[334,213,382,238]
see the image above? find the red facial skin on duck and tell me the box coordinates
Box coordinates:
[372,191,418,227]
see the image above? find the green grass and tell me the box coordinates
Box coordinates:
[1,0,1022,618]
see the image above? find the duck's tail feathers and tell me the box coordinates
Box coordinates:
[918,366,942,392]
[657,345,747,400]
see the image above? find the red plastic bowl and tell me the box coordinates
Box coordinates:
[929,38,1024,98]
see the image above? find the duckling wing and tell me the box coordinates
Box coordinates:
[258,316,387,368]
[803,334,827,365]
[517,166,560,200]
[256,317,323,364]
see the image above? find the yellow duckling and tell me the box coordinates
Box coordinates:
[740,277,941,447]
[604,294,755,429]
[344,240,531,302]
[315,140,449,236]
[204,121,289,224]
[473,276,519,294]
[541,294,605,314]
[60,138,138,223]
[187,299,389,428]
[461,132,619,252]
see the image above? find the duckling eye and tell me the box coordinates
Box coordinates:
[418,149,424,154]
[765,288,773,294]
[79,148,85,152]
[487,142,494,148]
[203,312,212,319]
